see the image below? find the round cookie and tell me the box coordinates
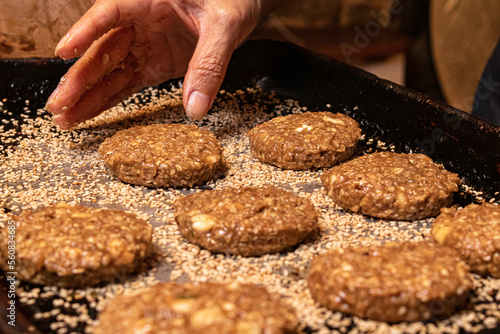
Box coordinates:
[321,152,461,220]
[247,111,361,170]
[431,203,500,278]
[0,203,152,287]
[98,123,223,188]
[93,282,298,334]
[174,186,318,256]
[307,242,472,323]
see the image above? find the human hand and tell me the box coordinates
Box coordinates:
[45,0,280,129]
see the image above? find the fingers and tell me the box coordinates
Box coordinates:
[47,27,135,116]
[182,18,239,121]
[55,0,128,59]
[53,58,136,130]
[94,84,141,115]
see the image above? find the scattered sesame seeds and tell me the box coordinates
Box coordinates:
[1,85,498,334]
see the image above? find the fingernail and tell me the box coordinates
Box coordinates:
[54,34,69,57]
[186,91,210,121]
[46,86,61,114]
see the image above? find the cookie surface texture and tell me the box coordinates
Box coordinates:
[321,152,461,220]
[307,242,472,323]
[432,203,500,278]
[174,186,318,256]
[98,123,223,187]
[0,203,152,287]
[93,282,298,334]
[247,111,361,170]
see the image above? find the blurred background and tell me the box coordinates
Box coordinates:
[1,0,500,114]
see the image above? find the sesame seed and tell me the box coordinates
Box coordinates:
[2,86,498,333]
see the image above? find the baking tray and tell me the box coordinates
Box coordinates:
[2,40,498,198]
[0,39,499,334]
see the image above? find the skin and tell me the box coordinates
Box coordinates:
[46,0,286,129]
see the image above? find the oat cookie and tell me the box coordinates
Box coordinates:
[307,242,472,323]
[0,203,152,287]
[93,282,298,334]
[174,186,318,256]
[98,123,223,187]
[247,112,361,170]
[432,203,500,278]
[321,152,461,220]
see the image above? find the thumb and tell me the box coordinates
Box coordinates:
[183,29,237,121]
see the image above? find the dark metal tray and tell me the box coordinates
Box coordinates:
[1,40,499,334]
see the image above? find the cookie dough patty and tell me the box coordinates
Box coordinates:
[307,242,472,323]
[321,152,461,220]
[174,186,318,256]
[247,112,361,170]
[93,282,298,334]
[0,203,152,287]
[432,203,500,278]
[98,123,223,187]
